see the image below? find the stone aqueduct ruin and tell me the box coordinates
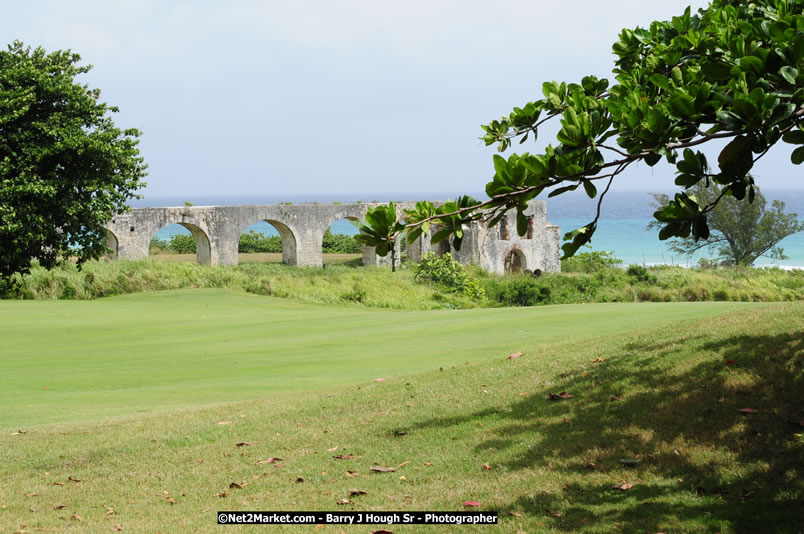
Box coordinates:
[105,200,561,275]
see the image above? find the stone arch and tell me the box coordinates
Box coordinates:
[238,219,298,265]
[105,229,119,260]
[320,215,362,265]
[503,246,527,275]
[150,222,212,265]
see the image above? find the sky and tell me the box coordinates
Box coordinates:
[3,0,800,200]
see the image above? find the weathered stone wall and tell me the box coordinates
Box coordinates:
[105,200,560,274]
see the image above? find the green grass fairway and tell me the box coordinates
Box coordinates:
[1,297,800,533]
[1,289,758,429]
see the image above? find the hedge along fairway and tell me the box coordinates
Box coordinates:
[0,289,756,429]
[0,299,800,533]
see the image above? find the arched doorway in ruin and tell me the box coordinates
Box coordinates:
[148,222,212,265]
[504,247,526,275]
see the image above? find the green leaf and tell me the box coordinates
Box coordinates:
[674,173,701,187]
[792,146,804,165]
[560,223,596,259]
[430,228,453,244]
[658,222,683,240]
[493,154,510,182]
[739,55,764,75]
[548,183,580,198]
[516,211,528,236]
[718,136,754,177]
[649,74,672,91]
[716,110,744,128]
[644,152,662,167]
[782,130,804,145]
[702,60,733,81]
[692,214,710,240]
[668,92,695,117]
[780,66,798,84]
[582,180,597,198]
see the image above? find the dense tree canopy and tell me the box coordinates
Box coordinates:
[0,41,146,281]
[361,0,803,259]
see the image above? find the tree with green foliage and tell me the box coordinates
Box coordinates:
[322,228,361,254]
[650,182,803,265]
[0,41,146,281]
[354,203,404,271]
[360,0,803,261]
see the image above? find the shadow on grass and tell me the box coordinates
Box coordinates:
[409,322,804,532]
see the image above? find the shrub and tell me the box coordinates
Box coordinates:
[168,234,196,254]
[561,250,622,273]
[626,264,655,283]
[239,231,282,253]
[483,276,551,306]
[415,253,485,300]
[322,229,361,254]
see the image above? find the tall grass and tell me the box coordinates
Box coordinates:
[10,259,471,310]
[6,258,802,308]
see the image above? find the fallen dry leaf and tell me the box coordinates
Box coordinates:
[165,497,176,505]
[216,421,231,425]
[53,504,66,510]
[255,457,281,464]
[370,466,395,473]
[562,418,571,424]
[345,471,359,477]
[11,429,27,435]
[336,498,352,505]
[507,352,524,359]
[333,454,360,460]
[613,483,634,491]
[609,395,621,401]
[547,392,575,401]
[295,477,304,483]
[397,461,410,468]
[52,482,64,486]
[508,511,523,517]
[110,525,123,531]
[399,476,407,480]
[591,357,605,363]
[545,509,563,518]
[482,464,492,470]
[463,501,481,507]
[25,493,37,497]
[423,462,433,467]
[67,476,81,482]
[738,408,759,413]
[214,491,228,498]
[327,446,339,452]
[349,489,368,496]
[71,513,82,521]
[235,442,254,447]
[229,482,247,489]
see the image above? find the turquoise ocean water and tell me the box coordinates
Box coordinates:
[135,190,804,268]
